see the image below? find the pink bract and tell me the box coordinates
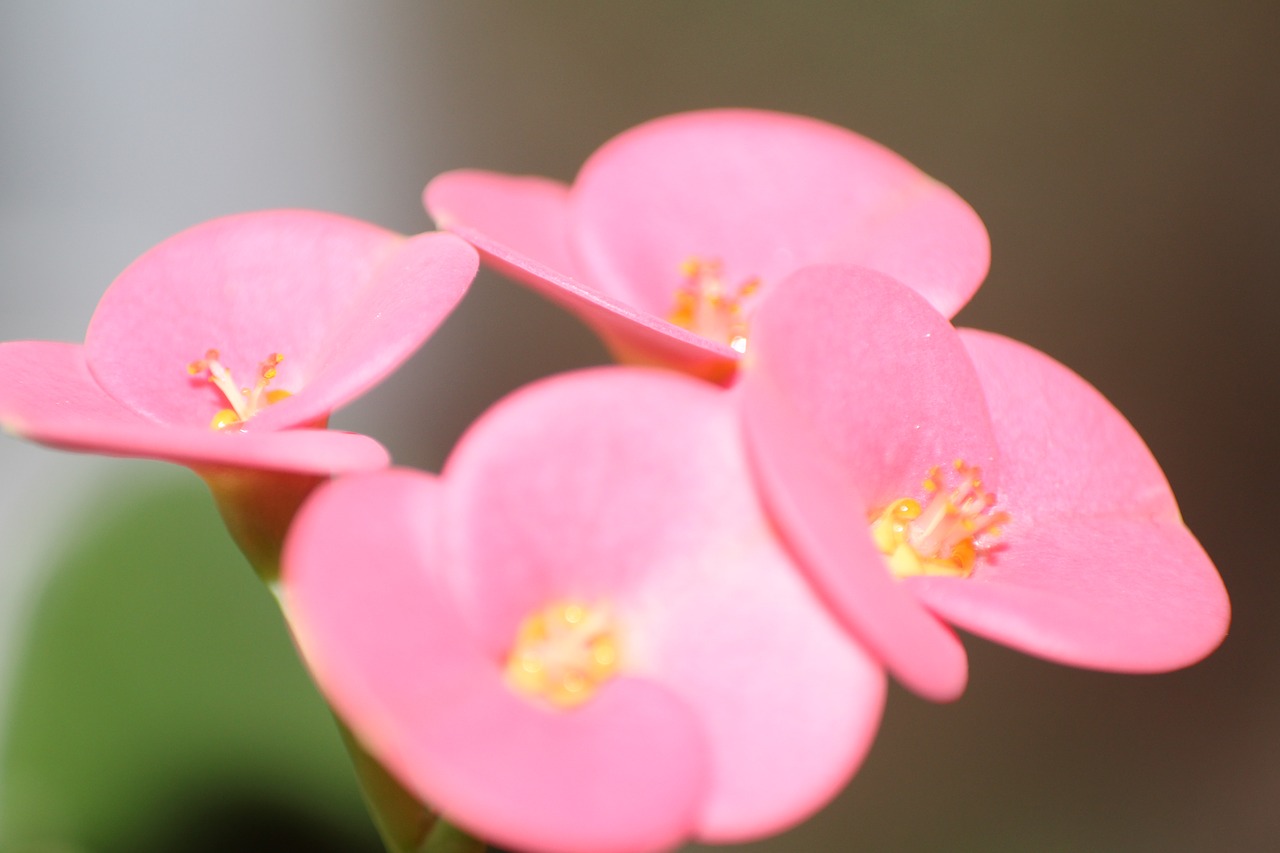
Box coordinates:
[283,369,885,853]
[740,265,1229,701]
[0,210,478,475]
[425,108,989,380]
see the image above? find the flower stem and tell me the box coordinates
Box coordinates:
[339,723,487,853]
[338,722,445,852]
[200,468,324,585]
[417,818,488,853]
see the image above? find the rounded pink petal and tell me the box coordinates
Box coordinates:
[95,425,389,475]
[570,108,988,319]
[1,341,157,433]
[441,368,760,655]
[426,171,737,380]
[85,210,398,426]
[441,367,883,834]
[251,230,477,431]
[631,491,885,841]
[283,470,708,853]
[903,330,1230,670]
[746,265,999,512]
[907,517,1229,671]
[426,169,580,278]
[0,340,386,474]
[740,375,967,702]
[739,266,1000,699]
[85,211,474,431]
[959,329,1181,520]
[401,679,707,853]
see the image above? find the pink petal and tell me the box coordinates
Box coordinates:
[740,374,967,702]
[283,470,489,723]
[427,171,737,380]
[907,517,1229,671]
[425,110,987,378]
[0,341,387,474]
[959,329,1181,520]
[85,210,419,429]
[441,368,760,656]
[403,679,707,853]
[442,368,883,834]
[283,470,708,853]
[907,330,1230,671]
[746,266,998,512]
[84,424,388,474]
[570,109,988,319]
[632,481,886,841]
[740,266,1000,699]
[426,170,579,278]
[252,230,477,431]
[0,341,157,433]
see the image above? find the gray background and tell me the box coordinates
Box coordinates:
[1,2,1276,851]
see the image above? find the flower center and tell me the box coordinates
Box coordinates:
[870,460,1008,578]
[504,601,622,709]
[187,349,292,430]
[667,257,759,354]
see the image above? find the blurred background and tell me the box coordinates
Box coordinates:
[0,2,1275,851]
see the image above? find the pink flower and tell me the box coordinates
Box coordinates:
[739,265,1230,702]
[425,109,988,381]
[282,369,884,853]
[0,210,477,476]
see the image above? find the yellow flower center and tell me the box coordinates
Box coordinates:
[667,257,759,354]
[187,349,292,430]
[870,460,1008,578]
[504,601,622,709]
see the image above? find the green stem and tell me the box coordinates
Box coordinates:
[339,722,446,852]
[340,722,488,853]
[200,468,323,585]
[418,818,488,853]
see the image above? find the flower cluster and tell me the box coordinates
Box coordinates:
[0,110,1228,853]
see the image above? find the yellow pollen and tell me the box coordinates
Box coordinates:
[187,349,291,430]
[504,601,622,709]
[870,460,1009,579]
[667,257,759,354]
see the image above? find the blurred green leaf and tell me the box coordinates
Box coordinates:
[0,470,379,852]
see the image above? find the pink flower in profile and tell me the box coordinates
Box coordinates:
[0,210,477,476]
[739,265,1230,702]
[283,369,884,853]
[426,109,988,380]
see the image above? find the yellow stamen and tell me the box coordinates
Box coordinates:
[504,601,622,709]
[667,257,759,353]
[187,349,291,430]
[870,460,1008,578]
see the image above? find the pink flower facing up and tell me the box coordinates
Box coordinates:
[0,210,477,573]
[425,108,989,381]
[739,265,1230,702]
[283,369,885,853]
